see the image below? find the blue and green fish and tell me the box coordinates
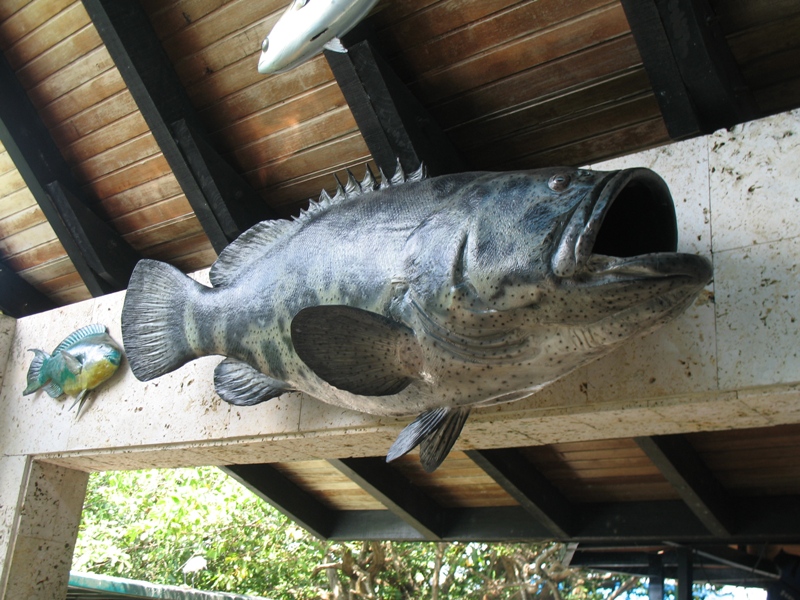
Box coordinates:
[23,324,124,416]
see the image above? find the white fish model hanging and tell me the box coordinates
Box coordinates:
[121,164,712,472]
[257,0,380,74]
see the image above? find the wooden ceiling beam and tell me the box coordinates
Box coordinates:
[82,0,273,254]
[635,435,736,537]
[620,0,760,139]
[331,496,800,542]
[227,459,800,542]
[0,54,140,298]
[328,457,444,541]
[466,449,577,538]
[221,464,336,540]
[325,37,465,177]
[0,259,57,318]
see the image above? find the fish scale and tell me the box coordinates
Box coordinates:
[122,164,712,472]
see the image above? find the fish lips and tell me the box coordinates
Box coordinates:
[553,168,712,288]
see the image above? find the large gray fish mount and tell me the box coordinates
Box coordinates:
[121,164,712,472]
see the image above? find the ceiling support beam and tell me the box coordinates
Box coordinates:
[328,458,444,540]
[221,464,336,540]
[228,459,800,542]
[0,54,140,298]
[649,553,664,600]
[172,119,274,242]
[0,259,56,317]
[466,449,577,538]
[620,0,760,139]
[635,435,736,537]
[83,0,274,254]
[325,39,465,177]
[677,547,693,600]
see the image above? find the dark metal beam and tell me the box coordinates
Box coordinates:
[635,435,735,537]
[620,0,760,139]
[572,546,779,579]
[328,457,444,540]
[222,464,335,540]
[0,53,140,297]
[83,0,272,253]
[0,259,57,317]
[677,547,693,600]
[649,553,665,600]
[325,38,465,177]
[466,449,577,538]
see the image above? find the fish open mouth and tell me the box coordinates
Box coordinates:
[553,168,711,285]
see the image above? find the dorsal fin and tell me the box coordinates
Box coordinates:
[209,161,426,287]
[210,220,297,287]
[52,324,107,354]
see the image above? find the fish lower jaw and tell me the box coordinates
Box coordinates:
[576,252,712,283]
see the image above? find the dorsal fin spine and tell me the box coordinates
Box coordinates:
[210,162,426,287]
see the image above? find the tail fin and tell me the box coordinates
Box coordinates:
[122,259,204,381]
[23,349,49,395]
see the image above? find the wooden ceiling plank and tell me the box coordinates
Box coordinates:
[324,38,465,177]
[0,52,139,298]
[222,464,335,540]
[466,449,577,538]
[83,0,270,253]
[620,0,760,139]
[328,457,444,541]
[635,435,736,538]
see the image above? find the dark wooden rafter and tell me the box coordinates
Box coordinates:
[0,259,57,317]
[466,449,577,538]
[325,36,465,177]
[328,457,444,540]
[82,0,274,254]
[227,455,800,542]
[0,53,140,299]
[620,0,760,139]
[635,435,736,537]
[221,464,336,539]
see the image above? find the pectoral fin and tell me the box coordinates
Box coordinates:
[386,407,471,473]
[214,358,291,406]
[291,305,422,397]
[60,350,82,375]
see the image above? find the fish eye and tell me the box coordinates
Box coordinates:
[548,174,571,192]
[292,0,310,8]
[261,37,269,53]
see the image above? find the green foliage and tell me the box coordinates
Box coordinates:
[73,467,645,599]
[74,467,328,597]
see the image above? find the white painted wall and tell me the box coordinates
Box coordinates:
[1,110,798,598]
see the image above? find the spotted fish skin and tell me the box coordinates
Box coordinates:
[121,165,712,471]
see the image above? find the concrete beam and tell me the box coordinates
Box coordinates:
[0,110,799,595]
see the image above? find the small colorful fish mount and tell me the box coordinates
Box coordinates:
[23,323,124,417]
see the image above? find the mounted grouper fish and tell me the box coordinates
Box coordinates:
[257,0,380,74]
[121,164,712,472]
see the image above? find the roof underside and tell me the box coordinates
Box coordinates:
[2,0,800,580]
